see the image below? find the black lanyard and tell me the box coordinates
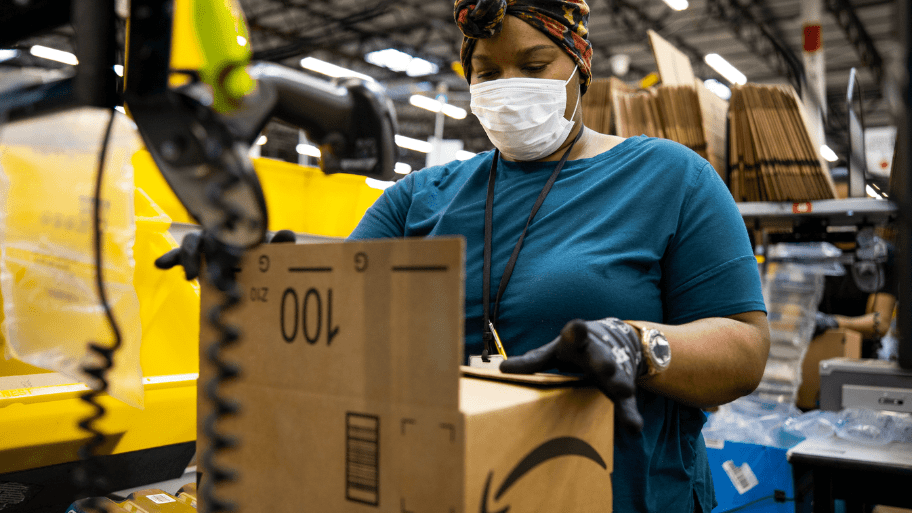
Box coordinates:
[481,127,584,360]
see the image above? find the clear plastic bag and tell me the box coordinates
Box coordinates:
[702,394,804,449]
[835,408,896,445]
[0,108,144,408]
[766,242,842,260]
[782,410,840,440]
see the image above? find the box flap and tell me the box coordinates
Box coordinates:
[648,29,695,86]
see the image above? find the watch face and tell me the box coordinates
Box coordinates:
[648,330,671,369]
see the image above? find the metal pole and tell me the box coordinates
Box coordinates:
[801,0,827,151]
[895,0,912,369]
[73,0,117,108]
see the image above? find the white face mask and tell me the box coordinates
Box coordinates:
[470,67,580,161]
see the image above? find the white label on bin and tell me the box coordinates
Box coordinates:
[722,460,759,495]
[146,493,176,504]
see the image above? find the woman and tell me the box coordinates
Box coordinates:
[349,0,770,511]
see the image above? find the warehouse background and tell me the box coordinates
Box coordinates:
[1,0,900,176]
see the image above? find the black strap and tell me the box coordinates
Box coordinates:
[481,127,585,359]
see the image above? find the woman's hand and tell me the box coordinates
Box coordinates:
[500,318,646,434]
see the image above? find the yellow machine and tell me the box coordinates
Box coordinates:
[0,0,396,509]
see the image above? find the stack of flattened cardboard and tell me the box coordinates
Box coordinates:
[581,78,614,135]
[611,85,709,160]
[729,84,837,202]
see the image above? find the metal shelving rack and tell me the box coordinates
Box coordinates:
[738,198,898,231]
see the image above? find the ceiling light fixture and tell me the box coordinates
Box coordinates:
[394,162,412,174]
[256,135,268,146]
[30,45,78,65]
[300,57,374,82]
[113,64,124,77]
[365,178,395,190]
[704,54,746,85]
[703,78,731,100]
[408,95,467,120]
[820,145,839,163]
[662,0,689,11]
[395,135,433,153]
[296,143,321,158]
[0,49,20,63]
[366,48,439,77]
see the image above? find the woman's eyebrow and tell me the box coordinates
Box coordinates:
[516,44,558,58]
[472,44,558,64]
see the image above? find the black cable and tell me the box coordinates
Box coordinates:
[74,106,120,509]
[198,153,249,513]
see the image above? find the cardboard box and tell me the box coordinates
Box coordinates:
[796,328,862,410]
[199,238,614,512]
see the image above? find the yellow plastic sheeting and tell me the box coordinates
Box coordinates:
[0,109,144,408]
[133,188,199,378]
[0,189,200,473]
[132,150,384,238]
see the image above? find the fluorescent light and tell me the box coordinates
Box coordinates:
[703,78,731,100]
[410,95,442,113]
[0,49,19,63]
[296,143,321,158]
[394,162,412,174]
[237,35,247,46]
[704,54,746,85]
[114,106,126,114]
[820,145,839,162]
[30,45,78,65]
[256,135,267,146]
[366,48,439,77]
[455,150,477,161]
[300,57,374,82]
[365,178,396,190]
[113,64,124,77]
[395,135,432,153]
[442,104,467,120]
[866,185,882,199]
[662,0,689,10]
[408,95,467,120]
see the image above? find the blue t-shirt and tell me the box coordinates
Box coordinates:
[349,135,766,512]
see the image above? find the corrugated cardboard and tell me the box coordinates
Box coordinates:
[796,328,862,409]
[647,29,696,87]
[199,238,614,512]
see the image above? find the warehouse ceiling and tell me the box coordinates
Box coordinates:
[2,0,903,175]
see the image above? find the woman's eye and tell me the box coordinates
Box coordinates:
[524,64,547,73]
[476,70,497,79]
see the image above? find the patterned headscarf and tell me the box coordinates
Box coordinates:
[454,0,593,94]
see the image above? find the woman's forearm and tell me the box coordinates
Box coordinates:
[626,311,770,408]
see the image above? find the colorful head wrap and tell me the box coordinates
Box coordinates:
[454,0,593,94]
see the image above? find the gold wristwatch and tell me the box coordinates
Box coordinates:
[637,326,671,376]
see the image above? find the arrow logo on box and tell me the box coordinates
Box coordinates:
[479,436,608,513]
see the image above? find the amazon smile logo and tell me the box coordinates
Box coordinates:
[479,436,608,513]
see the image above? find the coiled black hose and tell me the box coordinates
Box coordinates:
[74,107,119,511]
[198,152,250,513]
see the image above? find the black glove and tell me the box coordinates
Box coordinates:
[813,311,839,338]
[155,229,297,280]
[500,318,645,434]
[155,231,207,281]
